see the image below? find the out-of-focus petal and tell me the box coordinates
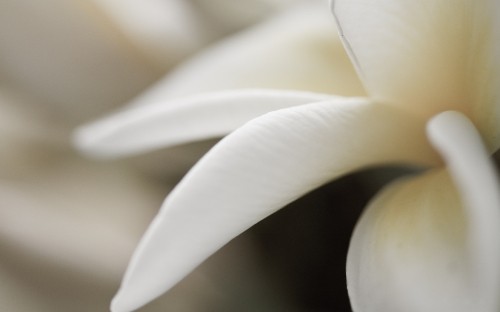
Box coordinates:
[190,0,300,32]
[347,112,500,312]
[125,1,363,108]
[0,0,160,124]
[110,98,438,312]
[74,89,332,158]
[1,156,253,311]
[427,111,500,307]
[0,90,64,179]
[90,0,214,68]
[331,0,500,147]
[0,159,165,281]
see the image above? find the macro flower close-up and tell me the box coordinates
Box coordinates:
[73,0,500,312]
[1,1,311,311]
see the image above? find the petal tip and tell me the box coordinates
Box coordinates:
[72,126,94,152]
[110,292,126,312]
[72,123,119,159]
[110,288,140,312]
[426,111,478,151]
[428,110,467,127]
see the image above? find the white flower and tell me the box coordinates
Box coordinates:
[76,1,500,312]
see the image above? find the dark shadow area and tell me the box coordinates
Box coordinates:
[249,165,421,312]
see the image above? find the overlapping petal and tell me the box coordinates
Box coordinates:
[123,1,363,108]
[189,0,300,31]
[110,98,439,312]
[89,0,212,68]
[74,89,332,158]
[0,0,161,124]
[331,0,500,148]
[347,112,500,312]
[427,112,500,304]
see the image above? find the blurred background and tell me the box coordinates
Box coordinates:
[0,1,419,311]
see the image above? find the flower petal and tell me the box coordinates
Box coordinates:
[0,157,169,312]
[110,98,439,312]
[89,0,213,68]
[124,1,363,106]
[189,0,300,32]
[347,112,500,312]
[0,159,165,281]
[0,0,159,124]
[0,89,64,178]
[427,111,500,306]
[331,0,499,138]
[74,89,333,158]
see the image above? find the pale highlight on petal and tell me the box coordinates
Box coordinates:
[74,89,332,158]
[347,112,500,312]
[331,0,499,144]
[111,98,438,312]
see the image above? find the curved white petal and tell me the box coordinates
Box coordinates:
[427,111,500,307]
[331,0,499,143]
[347,112,500,312]
[110,98,439,312]
[126,1,363,108]
[74,89,333,158]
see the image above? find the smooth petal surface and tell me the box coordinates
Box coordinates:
[331,0,500,147]
[74,89,332,158]
[347,112,500,312]
[124,1,363,108]
[111,98,439,312]
[427,112,500,306]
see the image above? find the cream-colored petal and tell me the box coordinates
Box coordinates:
[74,89,332,158]
[347,112,500,312]
[124,1,363,108]
[110,98,438,312]
[331,0,499,145]
[427,111,500,307]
